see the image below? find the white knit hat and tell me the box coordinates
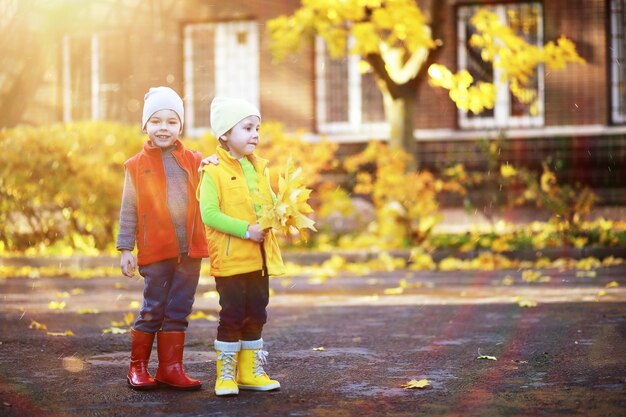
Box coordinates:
[142,86,185,130]
[210,97,260,139]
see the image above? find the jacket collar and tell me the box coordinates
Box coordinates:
[143,139,185,155]
[215,146,267,171]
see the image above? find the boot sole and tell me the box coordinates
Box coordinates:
[238,383,280,391]
[215,388,239,396]
[156,381,202,391]
[127,377,158,391]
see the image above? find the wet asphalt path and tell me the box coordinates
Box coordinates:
[1,264,625,416]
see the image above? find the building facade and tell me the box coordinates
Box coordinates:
[1,0,625,204]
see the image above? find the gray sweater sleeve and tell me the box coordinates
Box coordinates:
[116,169,137,251]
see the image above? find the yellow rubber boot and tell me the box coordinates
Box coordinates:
[237,339,280,391]
[214,340,240,396]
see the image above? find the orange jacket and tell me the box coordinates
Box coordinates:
[125,140,208,266]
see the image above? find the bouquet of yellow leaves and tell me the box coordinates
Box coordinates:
[253,156,316,236]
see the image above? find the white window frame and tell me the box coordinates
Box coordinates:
[610,0,626,124]
[0,0,17,30]
[62,33,121,122]
[457,3,545,129]
[315,36,388,137]
[184,20,259,137]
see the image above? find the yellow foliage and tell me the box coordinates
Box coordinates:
[344,142,443,247]
[253,156,317,236]
[429,9,583,115]
[269,0,435,62]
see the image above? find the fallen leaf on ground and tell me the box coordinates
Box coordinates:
[383,287,404,295]
[111,312,134,327]
[29,320,47,330]
[48,301,66,310]
[47,330,75,337]
[402,379,430,389]
[102,327,129,334]
[517,299,538,308]
[312,347,325,351]
[477,354,497,361]
[597,290,606,297]
[605,281,619,288]
[189,311,218,321]
[78,308,99,314]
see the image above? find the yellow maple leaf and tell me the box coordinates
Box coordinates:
[383,287,404,295]
[102,327,128,335]
[253,155,316,236]
[402,379,430,389]
[312,347,326,351]
[516,298,538,308]
[605,281,619,288]
[29,320,47,330]
[47,330,75,337]
[111,312,134,327]
[189,311,218,321]
[48,301,66,310]
[477,354,497,361]
[78,308,99,314]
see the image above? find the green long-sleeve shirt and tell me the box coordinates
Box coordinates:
[199,157,260,238]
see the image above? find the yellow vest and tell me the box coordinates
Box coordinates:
[199,147,285,277]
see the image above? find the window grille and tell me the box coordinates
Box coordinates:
[315,37,386,136]
[610,0,626,124]
[184,21,259,136]
[62,33,124,122]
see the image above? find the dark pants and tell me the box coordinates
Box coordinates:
[133,254,201,333]
[214,270,269,342]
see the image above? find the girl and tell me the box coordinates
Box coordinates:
[198,97,285,396]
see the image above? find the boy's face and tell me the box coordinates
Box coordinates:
[145,109,182,148]
[222,115,261,159]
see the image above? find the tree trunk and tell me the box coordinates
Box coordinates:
[383,89,417,169]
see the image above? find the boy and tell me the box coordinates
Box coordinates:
[117,86,208,390]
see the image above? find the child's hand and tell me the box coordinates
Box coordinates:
[198,154,219,172]
[120,250,136,277]
[247,224,268,243]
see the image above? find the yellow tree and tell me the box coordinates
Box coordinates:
[268,0,584,164]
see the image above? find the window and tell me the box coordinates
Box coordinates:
[457,2,544,129]
[0,0,17,30]
[610,0,626,124]
[184,21,259,136]
[315,37,386,136]
[62,33,125,122]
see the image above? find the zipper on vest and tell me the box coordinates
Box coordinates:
[188,201,197,258]
[142,214,147,247]
[226,236,231,257]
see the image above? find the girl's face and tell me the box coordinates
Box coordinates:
[222,115,261,159]
[145,109,182,148]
